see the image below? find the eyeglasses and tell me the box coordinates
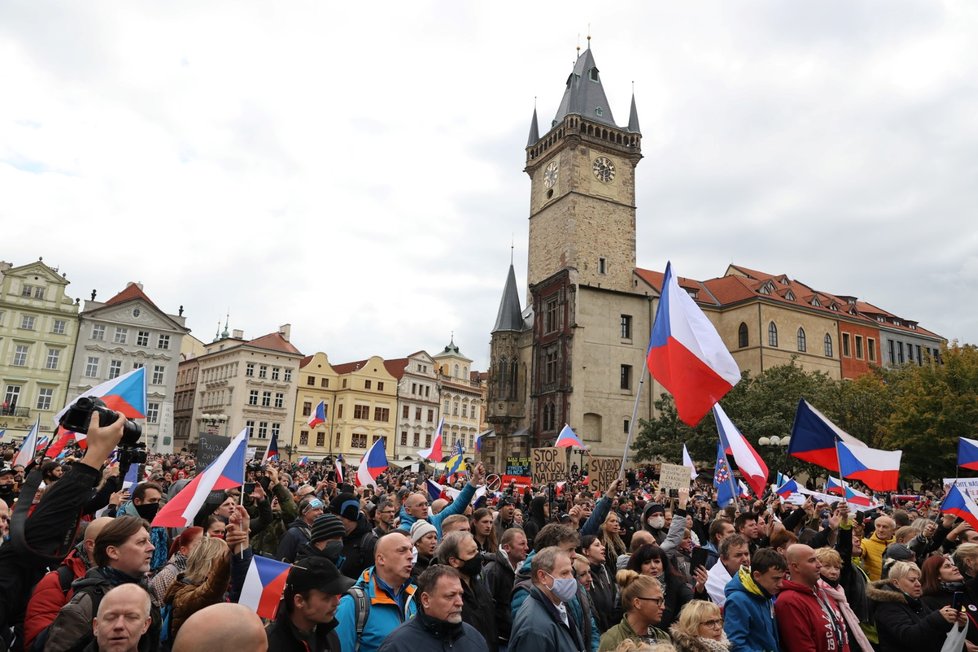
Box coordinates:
[636,596,665,606]
[700,619,723,628]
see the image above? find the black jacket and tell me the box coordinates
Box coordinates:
[588,562,618,633]
[482,551,516,643]
[377,611,488,652]
[277,518,312,563]
[868,580,953,652]
[340,515,375,580]
[460,573,497,652]
[265,606,340,652]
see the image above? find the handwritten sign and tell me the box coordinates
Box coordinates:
[532,447,568,485]
[588,456,622,493]
[197,432,230,470]
[658,463,693,491]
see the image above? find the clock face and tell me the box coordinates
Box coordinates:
[592,156,616,183]
[544,160,559,188]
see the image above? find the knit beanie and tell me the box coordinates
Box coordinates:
[311,513,346,544]
[411,519,437,544]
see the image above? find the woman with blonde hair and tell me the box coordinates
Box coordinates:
[669,600,729,652]
[599,570,671,651]
[601,512,628,572]
[163,535,232,638]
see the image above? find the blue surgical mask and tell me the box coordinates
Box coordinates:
[545,572,578,602]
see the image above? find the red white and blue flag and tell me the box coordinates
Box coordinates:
[264,431,279,462]
[554,424,586,449]
[941,484,978,530]
[297,456,309,466]
[647,262,741,426]
[836,440,901,492]
[418,417,445,462]
[334,456,344,484]
[959,437,978,471]
[13,418,41,468]
[775,477,800,498]
[355,438,388,488]
[152,427,248,527]
[714,405,768,497]
[788,399,865,471]
[239,555,291,619]
[52,367,147,449]
[307,400,326,429]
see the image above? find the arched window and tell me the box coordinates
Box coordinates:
[797,328,807,352]
[738,323,749,348]
[824,333,833,357]
[768,322,778,347]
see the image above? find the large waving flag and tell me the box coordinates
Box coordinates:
[355,438,388,488]
[264,431,279,463]
[788,399,865,470]
[682,444,697,480]
[445,440,467,476]
[713,443,735,508]
[54,367,147,427]
[307,400,326,429]
[647,262,741,426]
[13,418,41,468]
[153,428,248,527]
[555,424,586,449]
[418,417,445,462]
[713,405,768,497]
[959,437,978,471]
[942,484,978,530]
[836,440,901,492]
[239,555,291,619]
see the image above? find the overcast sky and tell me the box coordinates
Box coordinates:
[3,1,977,370]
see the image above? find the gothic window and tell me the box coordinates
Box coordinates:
[738,323,748,348]
[768,322,778,347]
[797,328,807,352]
[544,298,559,333]
[824,334,833,357]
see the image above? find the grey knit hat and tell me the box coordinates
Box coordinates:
[310,513,346,544]
[410,519,437,544]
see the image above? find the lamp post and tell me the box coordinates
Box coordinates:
[757,435,791,479]
[201,413,229,435]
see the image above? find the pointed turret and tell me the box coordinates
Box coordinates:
[552,48,616,128]
[628,91,640,133]
[492,263,525,333]
[527,107,540,147]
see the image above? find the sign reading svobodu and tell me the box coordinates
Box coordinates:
[588,456,622,493]
[659,463,693,491]
[532,447,568,485]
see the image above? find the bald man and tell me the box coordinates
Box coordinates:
[173,603,267,652]
[24,516,115,650]
[774,545,850,652]
[92,584,152,652]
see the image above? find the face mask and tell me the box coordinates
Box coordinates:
[546,572,579,602]
[134,502,160,521]
[458,555,483,578]
[648,516,665,529]
[0,485,11,496]
[324,540,344,562]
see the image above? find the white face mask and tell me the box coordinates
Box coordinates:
[648,516,665,529]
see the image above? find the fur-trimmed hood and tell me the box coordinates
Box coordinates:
[866,579,911,605]
[669,625,730,652]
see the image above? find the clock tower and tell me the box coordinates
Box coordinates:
[525,46,642,294]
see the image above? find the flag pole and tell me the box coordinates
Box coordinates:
[834,441,849,507]
[619,362,649,481]
[723,445,741,513]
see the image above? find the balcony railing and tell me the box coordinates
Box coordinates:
[0,406,30,419]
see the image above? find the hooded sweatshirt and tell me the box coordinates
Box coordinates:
[774,578,850,652]
[722,567,779,652]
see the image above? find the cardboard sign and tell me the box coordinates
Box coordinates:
[532,447,568,485]
[197,432,230,470]
[658,463,693,491]
[588,456,622,493]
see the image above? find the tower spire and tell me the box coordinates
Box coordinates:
[628,82,641,133]
[553,46,616,127]
[527,101,540,147]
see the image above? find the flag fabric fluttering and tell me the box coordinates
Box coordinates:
[0,429,4,440]
[297,456,309,466]
[554,424,586,449]
[13,418,41,468]
[713,443,735,508]
[942,484,978,530]
[959,437,978,471]
[307,400,326,429]
[426,478,445,502]
[682,444,697,480]
[836,440,902,492]
[152,428,249,527]
[788,399,865,471]
[54,367,147,428]
[122,463,140,490]
[738,480,752,500]
[334,457,344,485]
[418,417,445,462]
[355,439,388,488]
[775,477,800,498]
[264,431,279,463]
[646,262,742,426]
[475,432,485,454]
[238,555,291,619]
[445,440,467,476]
[713,405,768,497]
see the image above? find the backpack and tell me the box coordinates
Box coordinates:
[346,583,415,652]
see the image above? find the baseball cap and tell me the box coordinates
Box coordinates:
[289,557,355,595]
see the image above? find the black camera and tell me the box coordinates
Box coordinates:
[60,396,145,465]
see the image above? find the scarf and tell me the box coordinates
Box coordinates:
[818,578,874,652]
[696,636,731,652]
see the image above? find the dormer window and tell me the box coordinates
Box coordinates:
[595,107,604,117]
[877,316,885,323]
[686,289,698,300]
[785,290,795,301]
[811,296,821,307]
[589,68,600,82]
[758,281,774,295]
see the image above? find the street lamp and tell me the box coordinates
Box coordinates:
[201,413,228,435]
[758,435,791,478]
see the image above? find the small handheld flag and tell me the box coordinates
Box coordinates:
[554,424,586,449]
[307,400,326,429]
[941,484,978,530]
[297,456,309,466]
[714,405,768,497]
[682,444,697,480]
[445,440,467,476]
[775,477,800,498]
[264,431,279,462]
[14,418,41,468]
[334,457,344,484]
[239,556,291,619]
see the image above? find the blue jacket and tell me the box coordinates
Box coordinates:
[334,566,418,652]
[723,567,780,652]
[510,587,586,652]
[398,483,476,538]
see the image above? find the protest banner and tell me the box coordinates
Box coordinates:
[532,447,567,485]
[503,455,532,490]
[588,456,622,493]
[658,463,693,491]
[197,432,230,469]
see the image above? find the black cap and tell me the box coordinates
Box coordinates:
[0,466,13,477]
[289,557,355,595]
[497,496,515,507]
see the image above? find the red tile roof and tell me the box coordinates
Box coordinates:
[103,283,163,313]
[247,332,303,355]
[331,357,406,379]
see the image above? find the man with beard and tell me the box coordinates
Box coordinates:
[0,465,18,508]
[492,497,520,542]
[265,557,354,651]
[437,532,497,651]
[378,566,488,652]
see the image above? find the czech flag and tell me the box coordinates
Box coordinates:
[153,427,248,527]
[13,418,41,468]
[713,443,735,508]
[418,417,445,462]
[264,431,279,462]
[297,456,309,466]
[54,367,147,428]
[355,438,388,488]
[775,477,800,498]
[426,478,446,502]
[738,480,752,500]
[714,405,768,497]
[682,444,697,480]
[959,437,978,471]
[941,484,978,530]
[239,555,291,619]
[555,424,586,449]
[334,457,344,484]
[307,400,326,429]
[788,399,865,471]
[647,262,741,426]
[826,476,845,496]
[836,440,902,492]
[475,432,485,453]
[843,484,876,507]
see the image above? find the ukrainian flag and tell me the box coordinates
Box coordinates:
[445,440,468,475]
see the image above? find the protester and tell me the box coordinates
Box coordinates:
[816,547,875,652]
[863,516,896,582]
[669,600,729,652]
[410,520,438,580]
[704,534,750,606]
[919,554,978,648]
[162,536,231,639]
[580,534,617,632]
[483,527,528,649]
[265,556,354,652]
[722,547,785,652]
[510,546,588,652]
[598,569,670,651]
[472,508,498,554]
[277,496,325,563]
[172,603,267,652]
[775,544,850,652]
[91,584,153,652]
[437,531,497,651]
[330,491,375,578]
[626,544,691,630]
[148,527,203,606]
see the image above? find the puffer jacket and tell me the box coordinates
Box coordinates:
[722,566,779,652]
[162,551,230,638]
[868,580,954,652]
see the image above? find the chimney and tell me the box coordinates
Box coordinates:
[279,323,291,342]
[232,329,244,339]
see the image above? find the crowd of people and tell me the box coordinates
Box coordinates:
[0,412,976,652]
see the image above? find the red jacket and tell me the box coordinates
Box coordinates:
[23,548,88,650]
[774,579,851,652]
